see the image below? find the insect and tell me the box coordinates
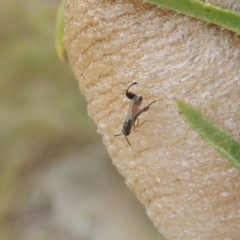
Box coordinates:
[114,82,156,145]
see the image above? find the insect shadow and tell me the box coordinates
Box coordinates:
[114,82,156,145]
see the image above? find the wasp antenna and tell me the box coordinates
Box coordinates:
[114,134,131,145]
[114,133,122,136]
[124,135,131,146]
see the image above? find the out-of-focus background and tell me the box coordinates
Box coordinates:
[0,0,164,239]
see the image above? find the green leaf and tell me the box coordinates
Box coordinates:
[143,0,240,35]
[55,0,68,61]
[177,100,240,171]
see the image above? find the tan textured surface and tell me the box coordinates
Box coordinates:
[200,0,240,11]
[64,0,240,239]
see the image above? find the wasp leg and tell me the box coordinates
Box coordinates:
[133,119,149,132]
[134,100,156,120]
[133,118,139,132]
[137,120,149,128]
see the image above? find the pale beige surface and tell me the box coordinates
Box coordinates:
[200,0,240,11]
[64,0,240,239]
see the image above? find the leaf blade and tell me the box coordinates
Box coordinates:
[177,100,240,170]
[143,0,240,35]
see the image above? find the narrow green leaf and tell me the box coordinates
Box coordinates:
[55,0,68,61]
[143,0,240,35]
[177,100,240,170]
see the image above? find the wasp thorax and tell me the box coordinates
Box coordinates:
[122,119,131,136]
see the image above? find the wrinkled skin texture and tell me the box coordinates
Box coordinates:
[64,0,240,239]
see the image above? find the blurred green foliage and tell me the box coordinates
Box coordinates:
[56,0,67,61]
[0,0,99,235]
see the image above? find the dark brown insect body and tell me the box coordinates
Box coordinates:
[114,82,156,145]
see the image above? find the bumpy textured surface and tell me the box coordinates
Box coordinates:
[64,0,240,239]
[201,0,240,12]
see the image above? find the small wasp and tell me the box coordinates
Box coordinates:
[114,82,156,145]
